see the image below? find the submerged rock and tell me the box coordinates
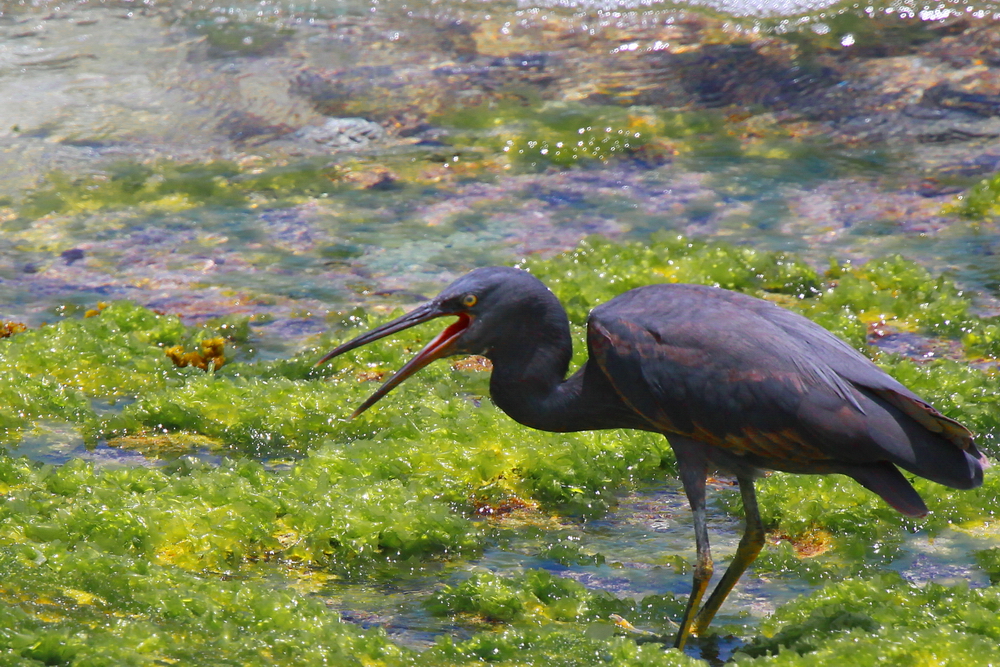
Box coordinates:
[297,118,386,148]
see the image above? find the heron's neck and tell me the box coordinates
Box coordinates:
[486,321,635,433]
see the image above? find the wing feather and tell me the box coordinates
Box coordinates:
[586,283,978,470]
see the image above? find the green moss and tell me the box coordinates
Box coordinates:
[948,171,1000,220]
[435,102,670,170]
[427,569,683,629]
[519,234,821,326]
[196,20,294,58]
[18,161,246,219]
[0,544,413,667]
[0,302,213,398]
[736,574,1000,664]
[12,160,355,223]
[974,547,1000,584]
[4,235,1000,664]
[0,369,91,445]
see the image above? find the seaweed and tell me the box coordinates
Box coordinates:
[3,236,1000,664]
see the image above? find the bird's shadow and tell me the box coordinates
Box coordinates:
[686,633,745,665]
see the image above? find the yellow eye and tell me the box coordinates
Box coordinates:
[461,294,478,308]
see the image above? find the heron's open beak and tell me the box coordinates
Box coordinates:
[315,301,471,417]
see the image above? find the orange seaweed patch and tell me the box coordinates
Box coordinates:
[472,495,536,517]
[108,432,222,457]
[165,337,226,370]
[771,528,833,558]
[84,302,109,318]
[452,355,493,372]
[0,321,27,338]
[355,369,388,382]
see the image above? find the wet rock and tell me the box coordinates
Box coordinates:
[391,17,479,61]
[915,127,1000,144]
[668,43,839,110]
[61,248,85,265]
[290,68,391,118]
[289,67,438,123]
[297,118,386,148]
[869,323,965,362]
[489,53,548,71]
[921,84,1000,117]
[921,23,1000,68]
[189,19,294,60]
[929,153,1000,179]
[911,178,965,198]
[341,167,397,190]
[218,111,295,145]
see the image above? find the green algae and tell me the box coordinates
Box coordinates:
[736,574,1000,665]
[739,460,1000,584]
[3,235,1000,664]
[0,544,411,667]
[427,569,683,628]
[427,628,704,667]
[876,358,999,454]
[518,235,822,326]
[0,370,91,446]
[948,172,1000,221]
[95,369,671,511]
[2,106,886,233]
[0,540,705,667]
[193,19,295,59]
[9,159,346,225]
[436,102,667,170]
[776,11,944,58]
[0,450,482,572]
[522,235,1000,360]
[974,547,1000,584]
[17,162,246,221]
[0,302,216,400]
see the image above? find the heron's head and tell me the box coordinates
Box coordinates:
[316,266,557,416]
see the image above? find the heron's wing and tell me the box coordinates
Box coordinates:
[586,285,975,466]
[744,299,975,451]
[587,311,842,465]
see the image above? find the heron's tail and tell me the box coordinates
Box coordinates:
[847,461,928,517]
[861,390,985,491]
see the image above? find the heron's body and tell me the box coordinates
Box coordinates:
[318,267,986,650]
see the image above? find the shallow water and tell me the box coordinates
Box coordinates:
[3,0,1000,336]
[313,480,996,659]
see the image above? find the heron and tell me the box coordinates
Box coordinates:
[316,266,986,649]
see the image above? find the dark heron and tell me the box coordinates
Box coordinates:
[316,266,986,649]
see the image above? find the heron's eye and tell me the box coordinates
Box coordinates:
[461,294,478,308]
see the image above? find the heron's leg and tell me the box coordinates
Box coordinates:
[671,441,713,651]
[693,473,764,635]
